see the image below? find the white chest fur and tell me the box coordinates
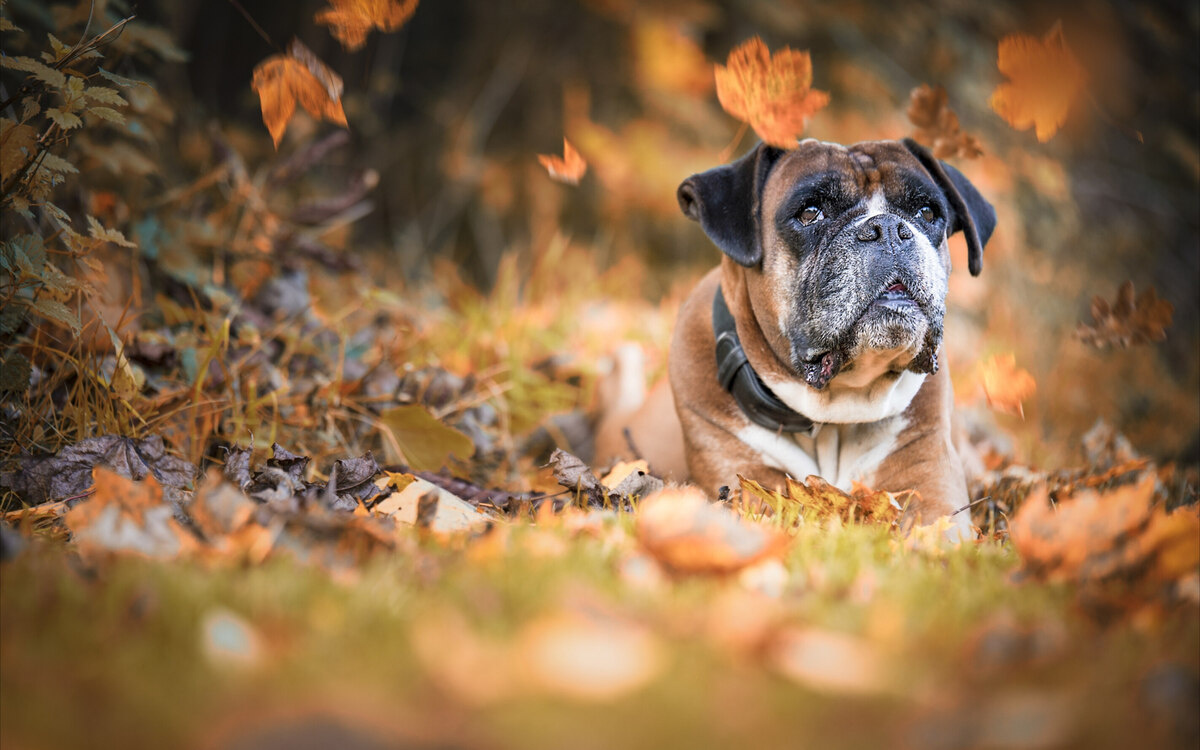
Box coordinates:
[736,415,908,490]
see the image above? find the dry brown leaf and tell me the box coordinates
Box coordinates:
[63,467,194,559]
[1010,475,1199,586]
[315,0,419,51]
[251,39,348,148]
[636,486,789,574]
[537,138,587,185]
[906,84,983,160]
[714,36,829,149]
[989,23,1086,142]
[978,353,1036,418]
[1076,280,1175,349]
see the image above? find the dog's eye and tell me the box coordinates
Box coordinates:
[917,206,936,222]
[799,206,824,225]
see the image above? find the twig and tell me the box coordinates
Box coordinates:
[223,0,281,53]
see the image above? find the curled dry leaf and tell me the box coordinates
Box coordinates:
[251,38,348,148]
[316,0,419,51]
[1076,280,1174,349]
[714,37,829,149]
[906,84,983,160]
[537,138,587,185]
[636,486,789,575]
[978,353,1036,418]
[1010,475,1200,587]
[989,23,1086,142]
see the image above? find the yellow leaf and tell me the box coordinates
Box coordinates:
[714,37,830,149]
[251,38,349,148]
[377,404,475,471]
[989,23,1086,142]
[315,0,419,52]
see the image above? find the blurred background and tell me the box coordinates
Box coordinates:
[3,0,1198,474]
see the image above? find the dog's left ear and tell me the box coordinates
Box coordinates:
[677,143,784,267]
[902,138,996,276]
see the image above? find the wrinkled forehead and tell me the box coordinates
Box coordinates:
[762,139,936,208]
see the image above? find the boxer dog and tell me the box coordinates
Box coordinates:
[595,138,995,536]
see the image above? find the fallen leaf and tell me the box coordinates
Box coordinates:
[601,460,649,488]
[516,611,663,701]
[315,0,419,52]
[251,38,349,147]
[636,486,789,575]
[0,434,196,508]
[378,404,476,471]
[714,36,829,149]
[906,84,983,159]
[548,448,608,507]
[1076,280,1174,349]
[1010,474,1199,587]
[770,628,890,695]
[63,467,194,559]
[989,22,1086,142]
[537,138,587,185]
[978,353,1036,418]
[374,475,489,534]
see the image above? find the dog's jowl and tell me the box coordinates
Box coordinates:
[596,138,996,536]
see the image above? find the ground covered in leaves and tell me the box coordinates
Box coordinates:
[2,0,1198,748]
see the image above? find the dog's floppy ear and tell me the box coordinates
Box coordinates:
[677,143,784,267]
[902,138,996,276]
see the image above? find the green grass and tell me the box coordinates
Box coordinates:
[3,518,1196,750]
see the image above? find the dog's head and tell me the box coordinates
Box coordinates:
[678,138,995,390]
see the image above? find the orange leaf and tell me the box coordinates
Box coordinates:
[1010,475,1198,587]
[63,467,193,559]
[989,23,1086,142]
[906,84,983,160]
[714,37,829,149]
[315,0,419,52]
[537,138,587,185]
[636,486,789,575]
[978,353,1036,418]
[251,39,349,148]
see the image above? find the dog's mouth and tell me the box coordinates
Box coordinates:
[796,279,931,390]
[872,280,918,309]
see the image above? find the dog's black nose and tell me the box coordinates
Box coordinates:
[856,214,913,247]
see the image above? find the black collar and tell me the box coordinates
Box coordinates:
[713,286,816,435]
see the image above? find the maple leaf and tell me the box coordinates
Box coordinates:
[989,23,1086,142]
[978,353,1036,418]
[1076,280,1174,349]
[315,0,419,52]
[251,38,348,148]
[906,84,983,160]
[537,138,587,185]
[714,37,829,149]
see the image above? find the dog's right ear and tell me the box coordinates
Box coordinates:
[677,143,783,267]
